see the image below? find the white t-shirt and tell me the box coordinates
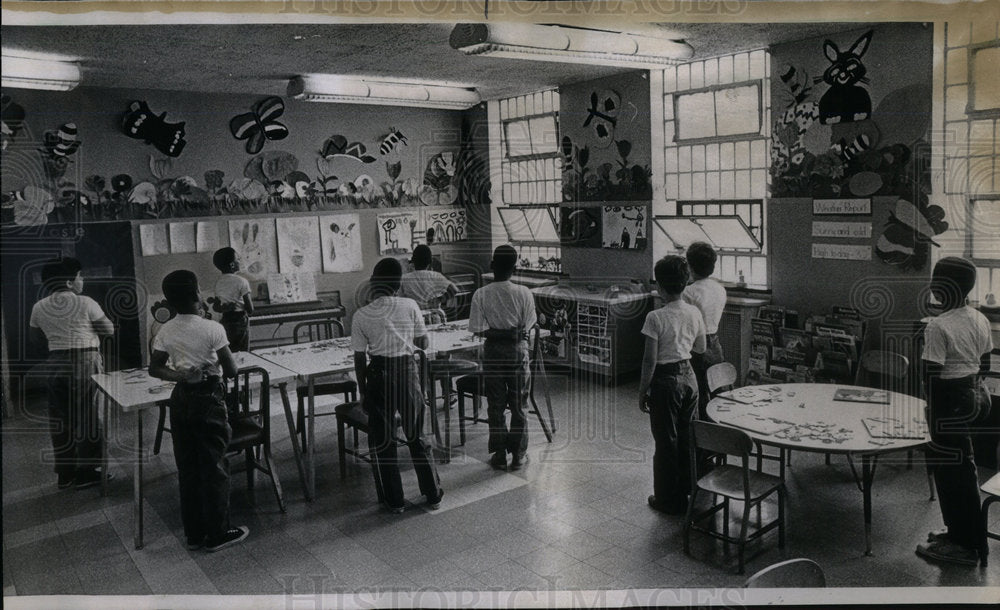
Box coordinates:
[151,314,229,377]
[351,296,427,357]
[30,291,110,350]
[922,305,993,379]
[468,280,537,333]
[641,300,707,364]
[398,270,453,310]
[214,273,251,312]
[682,278,727,334]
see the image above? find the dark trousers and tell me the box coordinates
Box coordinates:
[169,379,232,543]
[648,361,698,509]
[927,375,990,553]
[691,334,724,420]
[365,356,441,508]
[221,312,250,353]
[482,338,530,457]
[45,349,105,476]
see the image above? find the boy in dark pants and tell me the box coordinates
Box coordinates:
[352,258,443,514]
[639,256,706,514]
[211,247,254,352]
[916,257,992,567]
[682,242,727,420]
[468,245,537,471]
[149,270,247,552]
[29,257,115,489]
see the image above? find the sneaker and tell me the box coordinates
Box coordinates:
[927,528,950,544]
[915,540,979,566]
[387,504,405,515]
[489,452,507,470]
[186,536,205,551]
[510,453,529,471]
[205,526,249,552]
[427,489,444,510]
[57,473,75,489]
[75,469,113,490]
[648,495,687,515]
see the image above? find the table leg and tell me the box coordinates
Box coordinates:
[277,382,310,501]
[101,392,110,497]
[442,376,452,463]
[134,410,145,550]
[862,454,877,557]
[307,378,316,498]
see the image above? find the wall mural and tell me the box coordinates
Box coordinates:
[121,101,187,157]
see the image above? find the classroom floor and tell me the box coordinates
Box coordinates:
[3,372,1000,603]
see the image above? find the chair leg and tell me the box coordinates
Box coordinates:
[153,404,167,455]
[683,488,697,555]
[907,449,914,469]
[245,449,254,495]
[428,377,442,446]
[458,392,467,446]
[263,447,285,512]
[738,499,751,574]
[926,459,936,501]
[296,396,306,449]
[337,418,347,479]
[778,488,786,548]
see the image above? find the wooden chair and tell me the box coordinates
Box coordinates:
[744,558,826,588]
[684,420,786,574]
[225,366,285,512]
[980,471,1000,567]
[421,308,448,325]
[293,320,358,448]
[707,362,785,475]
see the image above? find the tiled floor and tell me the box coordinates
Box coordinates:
[4,372,1000,604]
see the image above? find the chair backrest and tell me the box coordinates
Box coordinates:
[744,558,826,588]
[413,348,428,395]
[858,350,909,393]
[293,319,346,344]
[691,420,753,458]
[422,308,447,325]
[227,365,271,440]
[706,362,738,395]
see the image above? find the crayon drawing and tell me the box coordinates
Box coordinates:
[228,218,278,280]
[319,213,363,273]
[276,216,322,274]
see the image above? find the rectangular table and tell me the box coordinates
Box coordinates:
[92,352,298,549]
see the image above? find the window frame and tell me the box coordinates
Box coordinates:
[965,194,1000,265]
[672,80,763,145]
[501,113,561,161]
[967,41,1000,119]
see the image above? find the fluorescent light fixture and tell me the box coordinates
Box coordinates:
[449,23,694,68]
[287,75,480,109]
[1,52,81,91]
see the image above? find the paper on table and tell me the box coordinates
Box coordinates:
[862,417,927,439]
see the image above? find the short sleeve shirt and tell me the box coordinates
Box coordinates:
[468,281,537,333]
[351,296,427,357]
[682,278,727,334]
[151,314,229,377]
[641,300,707,363]
[922,306,993,379]
[215,274,251,311]
[30,291,109,350]
[398,270,453,310]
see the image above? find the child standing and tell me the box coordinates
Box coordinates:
[916,257,992,567]
[29,257,115,489]
[149,270,247,552]
[682,242,727,418]
[399,245,458,312]
[639,255,706,514]
[467,245,537,471]
[352,258,443,513]
[212,247,254,352]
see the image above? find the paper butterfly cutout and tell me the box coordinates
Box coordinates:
[582,89,620,148]
[230,97,288,155]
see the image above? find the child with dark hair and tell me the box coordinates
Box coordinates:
[149,269,246,552]
[29,257,115,489]
[352,258,443,513]
[212,247,253,352]
[916,257,993,567]
[639,255,706,514]
[468,245,537,470]
[399,244,458,312]
[682,242,727,419]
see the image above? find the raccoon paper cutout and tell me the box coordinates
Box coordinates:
[816,30,874,125]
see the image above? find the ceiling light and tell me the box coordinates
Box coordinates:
[287,75,480,110]
[1,52,81,91]
[449,23,694,68]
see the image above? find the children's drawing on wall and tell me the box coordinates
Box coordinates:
[139,223,169,256]
[319,213,363,273]
[121,101,187,157]
[378,127,408,157]
[602,205,646,250]
[420,152,458,205]
[229,96,288,155]
[266,272,317,305]
[168,221,196,254]
[875,199,948,271]
[559,206,602,248]
[376,211,423,255]
[276,216,321,274]
[196,221,220,253]
[320,134,377,164]
[422,207,466,244]
[228,218,277,280]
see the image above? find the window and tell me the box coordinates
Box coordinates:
[969,43,1000,116]
[674,83,761,142]
[503,115,559,159]
[968,196,1000,262]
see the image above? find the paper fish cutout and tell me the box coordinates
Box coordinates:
[320,134,376,163]
[230,96,288,155]
[122,101,186,157]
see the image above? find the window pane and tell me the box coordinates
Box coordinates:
[971,199,1000,259]
[972,46,1000,111]
[716,85,760,136]
[676,91,716,139]
[528,116,558,155]
[504,120,532,158]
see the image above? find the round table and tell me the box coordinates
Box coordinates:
[706,383,928,556]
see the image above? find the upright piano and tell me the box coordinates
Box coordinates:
[250,291,346,349]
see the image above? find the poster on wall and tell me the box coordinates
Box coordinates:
[139,224,169,256]
[422,207,467,244]
[601,204,646,249]
[275,216,322,274]
[559,206,602,248]
[319,213,363,273]
[811,243,872,261]
[266,272,317,304]
[228,218,278,280]
[376,211,424,255]
[195,221,221,253]
[168,222,196,254]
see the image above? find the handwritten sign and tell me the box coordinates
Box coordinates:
[812,243,872,261]
[811,221,872,239]
[813,199,871,215]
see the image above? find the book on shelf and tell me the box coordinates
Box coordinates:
[834,387,890,404]
[751,318,779,345]
[831,306,863,321]
[759,305,799,329]
[748,342,770,375]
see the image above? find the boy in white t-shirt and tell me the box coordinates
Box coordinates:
[353,258,443,514]
[29,257,115,490]
[682,242,727,419]
[915,257,993,567]
[639,255,707,515]
[211,247,254,352]
[149,270,246,553]
[399,245,457,312]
